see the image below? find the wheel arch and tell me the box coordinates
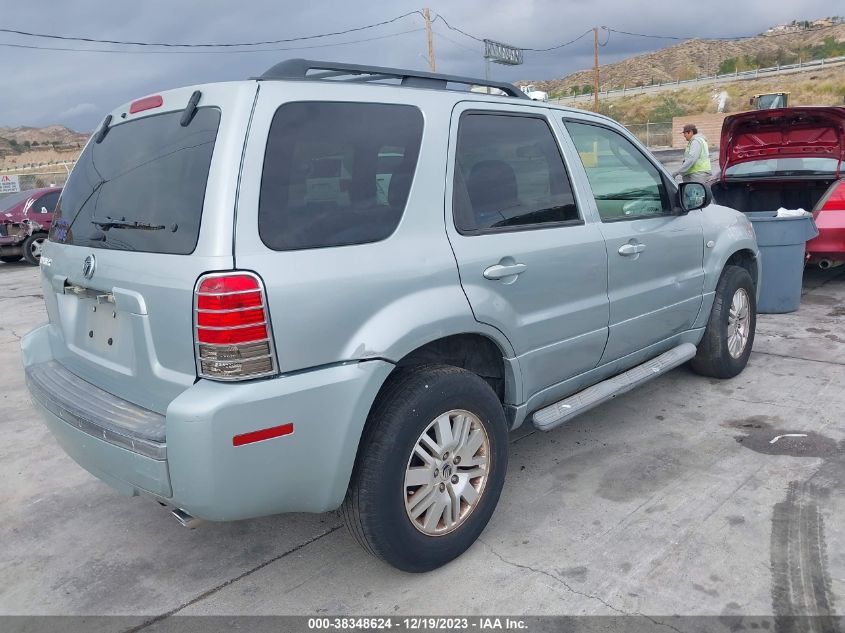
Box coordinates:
[724,248,759,290]
[393,332,515,404]
[345,331,519,495]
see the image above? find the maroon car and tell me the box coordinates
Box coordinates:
[710,107,845,268]
[0,187,61,265]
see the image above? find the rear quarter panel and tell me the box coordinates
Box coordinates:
[233,83,519,397]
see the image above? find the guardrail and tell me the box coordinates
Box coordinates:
[550,54,845,104]
[0,161,76,175]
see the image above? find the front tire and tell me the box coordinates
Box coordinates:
[691,265,756,378]
[341,364,508,572]
[22,232,47,265]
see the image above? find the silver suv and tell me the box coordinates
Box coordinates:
[22,59,759,572]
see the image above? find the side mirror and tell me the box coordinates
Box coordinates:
[679,182,711,212]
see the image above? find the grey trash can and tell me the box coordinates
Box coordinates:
[745,212,819,314]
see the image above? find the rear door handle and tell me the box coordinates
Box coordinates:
[483,263,527,280]
[618,242,646,256]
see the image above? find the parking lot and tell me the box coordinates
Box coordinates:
[1,260,843,625]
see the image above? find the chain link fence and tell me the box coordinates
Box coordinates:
[0,164,74,198]
[623,122,673,149]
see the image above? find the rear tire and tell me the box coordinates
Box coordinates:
[0,255,22,263]
[691,265,756,378]
[22,232,47,265]
[341,364,508,572]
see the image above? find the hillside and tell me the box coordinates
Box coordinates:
[528,23,845,96]
[0,125,88,157]
[0,125,88,172]
[569,64,845,124]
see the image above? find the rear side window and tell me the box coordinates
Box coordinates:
[453,113,579,234]
[258,102,424,251]
[36,192,59,213]
[50,108,220,254]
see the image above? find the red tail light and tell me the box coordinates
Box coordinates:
[194,272,278,381]
[816,180,845,212]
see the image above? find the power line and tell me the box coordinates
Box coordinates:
[433,15,594,52]
[0,11,422,48]
[431,28,481,53]
[3,13,840,58]
[431,14,484,43]
[526,29,594,52]
[0,29,424,55]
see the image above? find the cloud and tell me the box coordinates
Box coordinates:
[0,0,837,130]
[57,103,99,120]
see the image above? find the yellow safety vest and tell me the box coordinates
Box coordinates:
[684,136,711,174]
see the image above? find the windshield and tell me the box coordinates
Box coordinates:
[0,190,38,212]
[725,157,842,178]
[49,107,221,254]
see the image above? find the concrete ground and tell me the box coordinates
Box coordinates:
[1,260,843,626]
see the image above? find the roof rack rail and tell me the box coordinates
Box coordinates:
[256,58,528,99]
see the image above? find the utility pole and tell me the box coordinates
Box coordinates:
[423,8,436,72]
[593,27,600,112]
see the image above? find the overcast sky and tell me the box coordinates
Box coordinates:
[0,0,835,132]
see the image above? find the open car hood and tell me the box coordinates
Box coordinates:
[720,107,845,172]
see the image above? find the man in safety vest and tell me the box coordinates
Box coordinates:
[672,123,712,183]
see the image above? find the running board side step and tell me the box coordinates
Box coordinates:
[532,343,697,432]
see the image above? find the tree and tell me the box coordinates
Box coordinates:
[718,58,738,74]
[570,86,580,96]
[650,96,686,122]
[31,141,40,147]
[581,84,594,95]
[23,140,31,148]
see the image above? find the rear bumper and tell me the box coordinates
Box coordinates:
[806,211,845,261]
[21,323,394,520]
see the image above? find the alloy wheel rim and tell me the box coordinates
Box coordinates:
[31,238,44,259]
[404,409,490,536]
[727,288,751,359]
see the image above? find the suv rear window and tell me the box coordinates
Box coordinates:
[258,102,424,251]
[50,108,220,254]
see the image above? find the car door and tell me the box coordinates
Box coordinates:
[561,118,704,363]
[445,103,609,397]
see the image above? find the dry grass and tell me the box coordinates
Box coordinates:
[565,65,845,123]
[0,147,80,173]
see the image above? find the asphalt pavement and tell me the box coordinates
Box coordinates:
[1,259,844,629]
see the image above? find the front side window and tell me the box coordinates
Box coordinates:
[258,102,423,251]
[453,113,579,234]
[565,121,671,222]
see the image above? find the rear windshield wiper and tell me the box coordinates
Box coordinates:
[90,216,166,231]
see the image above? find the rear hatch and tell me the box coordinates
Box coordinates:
[40,83,257,414]
[720,107,845,176]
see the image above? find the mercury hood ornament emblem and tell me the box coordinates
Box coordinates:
[82,254,96,280]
